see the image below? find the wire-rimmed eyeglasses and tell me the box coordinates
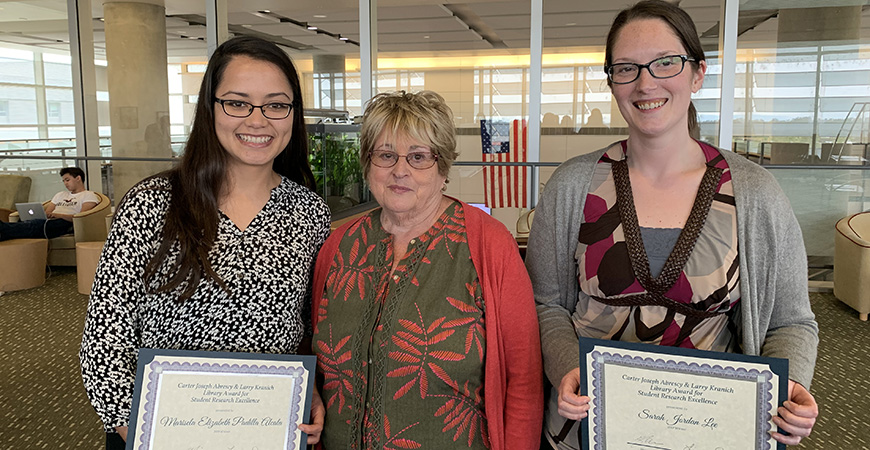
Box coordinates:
[215,98,295,120]
[605,55,696,85]
[370,150,439,170]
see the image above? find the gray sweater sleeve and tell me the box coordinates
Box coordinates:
[526,150,603,386]
[725,151,819,389]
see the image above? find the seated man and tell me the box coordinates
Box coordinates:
[0,167,99,241]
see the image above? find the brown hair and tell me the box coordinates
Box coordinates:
[359,90,457,178]
[142,36,313,301]
[605,0,705,133]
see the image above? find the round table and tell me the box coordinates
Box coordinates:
[76,241,106,295]
[0,239,48,292]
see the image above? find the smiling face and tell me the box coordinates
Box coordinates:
[367,131,447,219]
[610,18,706,140]
[214,56,294,172]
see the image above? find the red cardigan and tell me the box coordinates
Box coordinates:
[311,200,543,450]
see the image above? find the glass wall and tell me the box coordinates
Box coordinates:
[0,0,78,202]
[734,2,870,258]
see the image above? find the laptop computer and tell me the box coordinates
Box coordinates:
[15,202,47,222]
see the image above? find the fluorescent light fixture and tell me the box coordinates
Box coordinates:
[308,26,318,30]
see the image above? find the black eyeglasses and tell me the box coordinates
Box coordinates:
[605,55,696,84]
[215,98,295,119]
[370,150,439,170]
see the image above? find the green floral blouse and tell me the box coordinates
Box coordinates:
[314,202,491,449]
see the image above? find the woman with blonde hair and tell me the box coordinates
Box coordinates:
[311,90,543,449]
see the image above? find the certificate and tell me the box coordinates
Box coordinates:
[126,349,315,450]
[580,338,788,450]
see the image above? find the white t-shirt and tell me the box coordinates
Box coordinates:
[51,190,100,216]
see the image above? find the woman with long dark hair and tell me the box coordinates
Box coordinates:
[81,36,329,448]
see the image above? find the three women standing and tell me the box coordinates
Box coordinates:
[81,5,820,448]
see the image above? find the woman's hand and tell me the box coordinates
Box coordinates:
[771,380,818,445]
[298,386,325,445]
[557,368,591,420]
[115,426,128,442]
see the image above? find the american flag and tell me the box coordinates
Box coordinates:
[481,119,527,208]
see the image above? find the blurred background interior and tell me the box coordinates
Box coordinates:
[2,1,870,448]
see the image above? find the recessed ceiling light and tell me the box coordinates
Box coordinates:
[308,26,318,30]
[313,14,326,18]
[566,22,576,26]
[339,37,348,41]
[423,35,430,39]
[241,24,252,28]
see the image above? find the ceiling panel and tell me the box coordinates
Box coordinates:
[376,5,451,20]
[289,8,360,23]
[543,11,615,28]
[248,23,323,38]
[543,26,613,41]
[286,33,347,46]
[7,0,862,60]
[465,1,532,17]
[301,43,358,54]
[377,17,469,34]
[478,14,531,30]
[378,30,484,44]
[307,20,359,35]
[0,19,69,33]
[379,40,494,52]
[226,12,282,26]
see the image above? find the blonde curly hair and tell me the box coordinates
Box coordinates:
[359,90,458,177]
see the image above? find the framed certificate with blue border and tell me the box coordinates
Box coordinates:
[580,338,788,450]
[126,349,315,450]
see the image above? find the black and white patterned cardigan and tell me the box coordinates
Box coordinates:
[80,175,330,431]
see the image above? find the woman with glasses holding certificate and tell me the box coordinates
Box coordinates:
[80,36,329,449]
[310,90,543,450]
[526,1,819,449]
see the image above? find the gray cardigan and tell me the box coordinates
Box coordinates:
[526,143,818,389]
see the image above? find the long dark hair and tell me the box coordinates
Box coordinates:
[605,0,705,134]
[144,36,314,301]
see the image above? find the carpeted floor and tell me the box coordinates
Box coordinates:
[0,267,102,449]
[0,268,867,449]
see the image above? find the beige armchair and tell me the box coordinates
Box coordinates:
[10,192,111,266]
[834,211,870,321]
[0,174,32,222]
